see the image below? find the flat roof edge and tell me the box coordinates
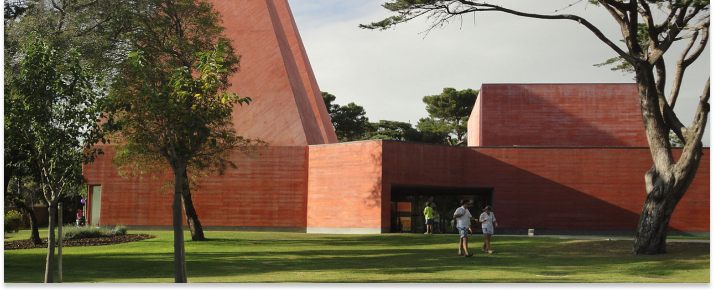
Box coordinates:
[308,140,709,150]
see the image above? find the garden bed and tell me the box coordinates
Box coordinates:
[4,234,155,250]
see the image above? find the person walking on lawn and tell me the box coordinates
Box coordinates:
[480,206,498,254]
[453,200,477,257]
[423,202,435,234]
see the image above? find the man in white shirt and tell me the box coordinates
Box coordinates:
[453,200,476,257]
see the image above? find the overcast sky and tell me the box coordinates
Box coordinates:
[288,0,711,146]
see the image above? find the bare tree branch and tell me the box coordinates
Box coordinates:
[638,0,660,48]
[453,0,635,62]
[658,4,679,34]
[668,20,709,109]
[649,2,700,65]
[601,0,633,11]
[673,78,710,178]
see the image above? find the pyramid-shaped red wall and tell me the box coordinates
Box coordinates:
[213,0,337,146]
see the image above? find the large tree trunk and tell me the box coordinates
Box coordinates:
[44,204,57,283]
[630,66,706,255]
[181,171,205,241]
[632,168,680,254]
[172,166,188,283]
[632,201,673,254]
[14,199,42,245]
[632,148,703,254]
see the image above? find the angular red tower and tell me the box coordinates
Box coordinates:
[212,0,337,146]
[468,84,648,147]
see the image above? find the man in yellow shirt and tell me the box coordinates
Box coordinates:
[423,202,434,234]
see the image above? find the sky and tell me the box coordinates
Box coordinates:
[288,0,711,146]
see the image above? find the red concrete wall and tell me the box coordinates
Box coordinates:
[306,141,385,232]
[469,84,649,147]
[83,144,310,228]
[210,0,336,146]
[84,139,709,234]
[381,141,709,233]
[82,146,174,226]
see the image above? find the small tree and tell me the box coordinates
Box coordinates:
[104,46,262,283]
[111,0,243,242]
[362,0,709,255]
[7,35,103,282]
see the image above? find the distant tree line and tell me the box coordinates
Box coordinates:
[323,87,478,146]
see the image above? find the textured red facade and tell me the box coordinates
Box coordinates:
[381,143,709,233]
[307,141,384,233]
[469,84,649,147]
[83,145,311,230]
[84,142,710,234]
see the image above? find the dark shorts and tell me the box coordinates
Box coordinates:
[426,219,434,225]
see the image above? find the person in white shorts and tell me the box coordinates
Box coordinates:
[453,200,477,257]
[479,206,498,254]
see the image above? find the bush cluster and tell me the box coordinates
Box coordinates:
[4,210,24,233]
[63,225,129,240]
[111,225,128,236]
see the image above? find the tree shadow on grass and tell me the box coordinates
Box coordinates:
[196,233,448,247]
[4,235,709,283]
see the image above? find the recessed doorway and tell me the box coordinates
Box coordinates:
[390,185,493,233]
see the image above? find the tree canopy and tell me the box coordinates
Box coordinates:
[103,0,253,245]
[369,120,421,141]
[4,0,133,78]
[421,88,478,146]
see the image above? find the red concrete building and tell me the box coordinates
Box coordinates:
[82,0,709,236]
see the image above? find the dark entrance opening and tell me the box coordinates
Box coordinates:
[390,185,493,233]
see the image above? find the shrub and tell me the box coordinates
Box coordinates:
[4,210,24,233]
[62,225,129,240]
[63,225,105,240]
[112,225,128,236]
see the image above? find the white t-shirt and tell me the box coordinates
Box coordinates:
[480,212,496,229]
[454,206,472,228]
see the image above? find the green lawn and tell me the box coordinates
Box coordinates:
[4,229,709,283]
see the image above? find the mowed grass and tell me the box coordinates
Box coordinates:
[4,229,709,283]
